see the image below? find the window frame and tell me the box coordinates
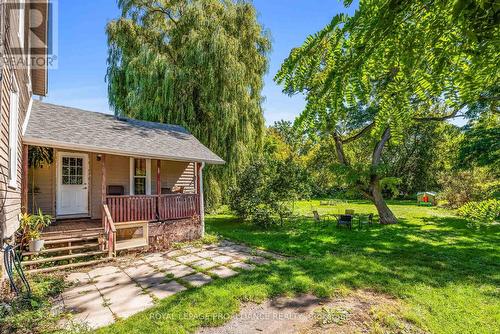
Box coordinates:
[8,80,20,189]
[129,158,151,195]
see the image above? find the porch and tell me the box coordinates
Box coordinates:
[21,101,224,272]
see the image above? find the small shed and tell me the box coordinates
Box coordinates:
[417,192,437,206]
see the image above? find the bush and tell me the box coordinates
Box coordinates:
[457,199,500,227]
[437,168,499,208]
[229,158,309,227]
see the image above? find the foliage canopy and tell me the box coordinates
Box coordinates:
[107,0,271,209]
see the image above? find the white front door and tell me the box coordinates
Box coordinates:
[57,152,89,216]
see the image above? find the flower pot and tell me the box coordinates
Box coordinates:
[29,239,45,253]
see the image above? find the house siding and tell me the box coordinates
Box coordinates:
[1,3,36,278]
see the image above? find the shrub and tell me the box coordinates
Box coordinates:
[437,168,499,208]
[457,199,500,227]
[229,158,309,227]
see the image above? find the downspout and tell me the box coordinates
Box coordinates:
[199,162,205,237]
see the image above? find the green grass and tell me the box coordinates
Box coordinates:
[97,200,500,334]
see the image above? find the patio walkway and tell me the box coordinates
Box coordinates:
[60,240,281,329]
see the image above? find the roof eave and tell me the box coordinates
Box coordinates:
[23,137,225,165]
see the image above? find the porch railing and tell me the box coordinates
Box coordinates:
[106,195,157,223]
[157,194,200,220]
[102,204,116,257]
[105,193,199,223]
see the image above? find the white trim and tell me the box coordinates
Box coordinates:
[56,152,89,217]
[129,157,151,195]
[199,162,205,237]
[23,137,225,165]
[8,81,20,189]
[22,98,33,135]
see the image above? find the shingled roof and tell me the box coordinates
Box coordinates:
[24,101,225,164]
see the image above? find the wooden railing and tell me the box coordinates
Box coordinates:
[102,204,116,257]
[106,195,157,223]
[105,194,199,223]
[157,194,200,220]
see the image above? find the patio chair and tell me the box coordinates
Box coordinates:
[337,214,353,230]
[358,213,374,229]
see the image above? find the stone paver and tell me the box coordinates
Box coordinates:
[148,280,187,299]
[208,266,238,279]
[165,264,196,278]
[195,250,220,258]
[176,254,204,264]
[153,259,182,271]
[182,273,213,287]
[60,240,280,329]
[230,262,255,271]
[248,256,270,265]
[88,265,120,278]
[191,259,218,269]
[212,255,236,264]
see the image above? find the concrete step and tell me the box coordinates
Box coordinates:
[22,243,100,256]
[22,250,107,266]
[25,258,113,275]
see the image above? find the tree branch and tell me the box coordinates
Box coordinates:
[342,122,375,144]
[372,127,391,167]
[414,103,467,121]
[333,131,349,165]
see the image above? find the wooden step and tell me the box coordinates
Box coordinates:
[22,243,100,256]
[44,236,101,245]
[25,258,113,275]
[41,230,104,240]
[22,251,107,266]
[42,227,103,236]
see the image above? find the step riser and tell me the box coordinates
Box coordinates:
[23,243,100,256]
[22,251,107,266]
[26,258,113,275]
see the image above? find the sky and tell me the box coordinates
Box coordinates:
[44,0,357,125]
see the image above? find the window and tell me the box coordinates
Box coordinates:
[61,157,84,185]
[8,84,19,189]
[130,158,150,195]
[18,2,25,48]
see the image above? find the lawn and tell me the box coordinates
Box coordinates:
[97,200,500,334]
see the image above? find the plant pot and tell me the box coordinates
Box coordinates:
[29,239,45,253]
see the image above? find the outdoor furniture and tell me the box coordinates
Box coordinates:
[358,213,374,229]
[345,209,355,215]
[313,210,334,224]
[337,214,353,230]
[107,185,124,196]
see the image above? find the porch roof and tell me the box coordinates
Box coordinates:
[24,101,225,164]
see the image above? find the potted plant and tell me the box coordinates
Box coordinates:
[19,209,53,253]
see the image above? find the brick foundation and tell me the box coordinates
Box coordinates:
[148,216,202,251]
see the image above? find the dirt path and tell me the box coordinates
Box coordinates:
[198,291,425,334]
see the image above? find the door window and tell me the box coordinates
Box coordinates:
[61,157,84,185]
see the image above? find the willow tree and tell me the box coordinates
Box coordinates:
[276,0,499,223]
[106,0,270,209]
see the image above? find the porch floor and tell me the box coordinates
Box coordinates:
[43,219,102,234]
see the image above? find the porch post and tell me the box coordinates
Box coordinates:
[196,162,205,236]
[21,144,29,213]
[101,154,106,205]
[156,160,161,195]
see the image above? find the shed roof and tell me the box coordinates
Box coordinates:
[24,101,225,164]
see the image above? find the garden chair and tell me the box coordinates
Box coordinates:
[313,210,333,224]
[337,214,353,230]
[358,213,374,229]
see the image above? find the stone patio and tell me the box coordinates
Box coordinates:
[61,240,281,329]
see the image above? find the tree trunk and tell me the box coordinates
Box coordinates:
[370,177,398,224]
